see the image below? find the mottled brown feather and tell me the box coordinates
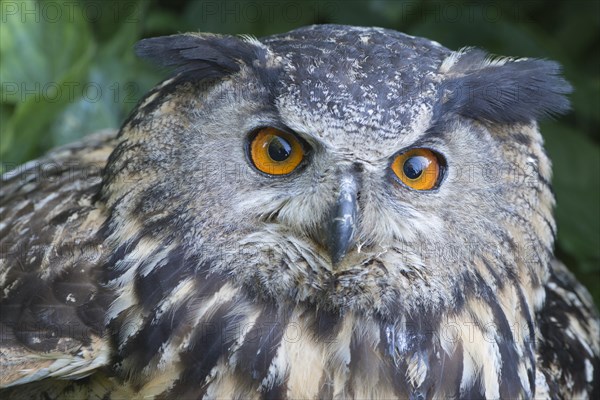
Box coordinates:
[1,130,116,392]
[1,25,599,400]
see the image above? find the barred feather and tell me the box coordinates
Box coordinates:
[1,25,598,399]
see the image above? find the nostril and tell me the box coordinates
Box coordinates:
[351,162,363,205]
[352,162,364,173]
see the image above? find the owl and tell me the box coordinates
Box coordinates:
[1,24,598,399]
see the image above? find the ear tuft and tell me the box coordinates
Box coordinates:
[134,33,266,81]
[441,49,572,124]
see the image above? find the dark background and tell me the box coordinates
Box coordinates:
[1,0,598,304]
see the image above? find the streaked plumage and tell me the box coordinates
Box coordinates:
[1,24,598,399]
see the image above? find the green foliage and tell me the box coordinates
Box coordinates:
[0,0,158,164]
[1,0,598,303]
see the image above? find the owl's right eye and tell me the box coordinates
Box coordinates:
[249,127,305,175]
[391,148,444,191]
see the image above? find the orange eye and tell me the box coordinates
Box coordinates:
[249,127,304,175]
[391,148,442,191]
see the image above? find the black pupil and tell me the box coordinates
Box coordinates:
[268,136,292,162]
[403,156,429,179]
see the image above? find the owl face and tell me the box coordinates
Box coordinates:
[103,25,570,318]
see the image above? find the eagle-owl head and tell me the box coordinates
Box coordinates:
[99,25,570,332]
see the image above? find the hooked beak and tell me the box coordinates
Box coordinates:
[327,174,359,265]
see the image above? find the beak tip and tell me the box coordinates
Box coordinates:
[330,248,346,266]
[325,173,359,268]
[328,217,355,266]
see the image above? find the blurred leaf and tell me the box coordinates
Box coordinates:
[542,122,600,273]
[181,0,331,37]
[0,104,12,170]
[49,2,161,146]
[182,0,258,34]
[49,67,122,146]
[569,77,600,140]
[369,0,421,25]
[82,0,144,43]
[0,0,94,166]
[144,8,184,35]
[0,1,93,102]
[409,8,541,56]
[327,1,382,27]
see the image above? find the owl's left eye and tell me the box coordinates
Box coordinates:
[249,127,305,175]
[391,148,444,191]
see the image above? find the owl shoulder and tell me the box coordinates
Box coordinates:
[0,129,116,388]
[536,259,600,399]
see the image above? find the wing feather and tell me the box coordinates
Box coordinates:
[536,259,600,398]
[0,130,117,389]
